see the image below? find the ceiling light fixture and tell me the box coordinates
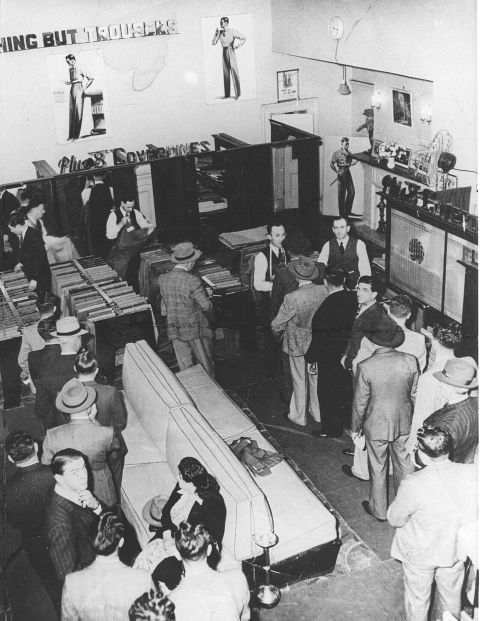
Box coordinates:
[338,65,351,95]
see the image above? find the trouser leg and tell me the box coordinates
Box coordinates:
[344,169,355,216]
[352,444,370,479]
[402,562,435,621]
[190,337,215,378]
[307,370,321,423]
[228,49,241,96]
[172,339,195,371]
[281,350,293,402]
[288,355,307,426]
[433,561,465,620]
[390,433,415,498]
[365,437,389,519]
[337,176,347,218]
[222,49,231,97]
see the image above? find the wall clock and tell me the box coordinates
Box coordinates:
[328,16,344,40]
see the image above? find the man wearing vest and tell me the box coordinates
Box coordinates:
[253,221,288,378]
[317,216,371,290]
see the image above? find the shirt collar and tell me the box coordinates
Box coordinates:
[174,264,189,271]
[336,236,349,245]
[269,243,282,255]
[54,484,82,507]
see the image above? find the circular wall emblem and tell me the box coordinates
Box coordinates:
[408,238,424,264]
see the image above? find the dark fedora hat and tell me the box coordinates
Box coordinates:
[170,241,202,264]
[367,315,405,348]
[285,228,311,255]
[433,359,478,389]
[55,378,96,414]
[287,257,319,281]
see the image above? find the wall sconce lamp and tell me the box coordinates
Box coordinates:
[338,65,351,95]
[421,105,432,124]
[371,90,382,110]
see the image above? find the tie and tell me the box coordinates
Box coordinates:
[278,248,285,265]
[339,242,345,255]
[354,304,362,320]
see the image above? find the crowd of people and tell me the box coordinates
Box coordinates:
[2,207,478,621]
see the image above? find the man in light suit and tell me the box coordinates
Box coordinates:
[352,316,418,521]
[388,426,478,621]
[61,511,152,621]
[271,257,328,426]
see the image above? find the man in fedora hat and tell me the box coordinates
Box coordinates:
[270,227,311,403]
[351,316,418,521]
[271,257,327,426]
[34,316,89,430]
[423,358,478,464]
[158,242,215,377]
[42,378,117,506]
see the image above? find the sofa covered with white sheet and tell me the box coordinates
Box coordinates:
[121,340,340,585]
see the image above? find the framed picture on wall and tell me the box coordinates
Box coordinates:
[392,89,412,126]
[277,69,299,102]
[394,145,412,168]
[372,139,382,159]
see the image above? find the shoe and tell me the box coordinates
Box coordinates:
[342,448,355,457]
[311,429,329,438]
[282,413,305,427]
[361,501,387,522]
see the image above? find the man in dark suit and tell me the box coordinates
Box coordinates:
[34,316,88,431]
[0,186,20,269]
[75,350,128,495]
[424,358,478,464]
[342,275,386,372]
[352,316,418,521]
[44,448,103,588]
[5,431,58,611]
[158,242,214,377]
[306,268,358,438]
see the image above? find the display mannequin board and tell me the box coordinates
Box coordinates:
[321,136,370,217]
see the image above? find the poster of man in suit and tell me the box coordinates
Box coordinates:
[47,50,110,144]
[201,13,256,104]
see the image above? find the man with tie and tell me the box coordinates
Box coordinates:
[253,220,288,377]
[317,217,371,290]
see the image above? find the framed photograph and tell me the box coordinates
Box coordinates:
[395,145,412,168]
[392,89,412,126]
[277,69,299,102]
[372,139,382,159]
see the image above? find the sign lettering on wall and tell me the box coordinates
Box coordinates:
[0,19,178,54]
[57,142,212,174]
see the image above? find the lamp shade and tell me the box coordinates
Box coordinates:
[438,152,457,173]
[338,65,351,96]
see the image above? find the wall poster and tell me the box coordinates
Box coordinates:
[201,13,256,104]
[47,49,110,144]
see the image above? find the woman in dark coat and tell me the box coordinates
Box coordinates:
[134,457,226,589]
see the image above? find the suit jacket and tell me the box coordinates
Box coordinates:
[153,483,226,547]
[34,349,77,428]
[305,289,358,364]
[45,493,98,584]
[158,267,213,341]
[42,421,116,506]
[269,260,300,321]
[6,462,54,541]
[388,461,478,568]
[61,555,152,621]
[81,379,128,456]
[271,283,328,356]
[344,302,386,370]
[18,225,51,290]
[425,397,478,464]
[352,348,418,440]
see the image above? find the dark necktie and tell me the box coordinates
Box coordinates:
[339,242,345,255]
[278,248,285,265]
[354,304,362,321]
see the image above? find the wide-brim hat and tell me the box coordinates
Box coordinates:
[287,257,319,281]
[285,228,311,255]
[142,495,167,527]
[51,316,88,337]
[170,242,202,264]
[367,315,405,348]
[55,378,96,414]
[433,358,478,389]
